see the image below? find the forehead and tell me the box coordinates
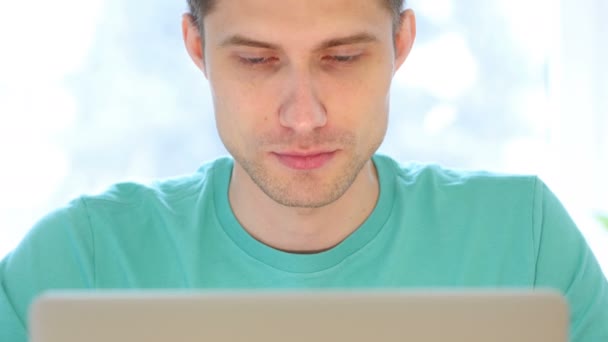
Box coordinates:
[204,0,393,48]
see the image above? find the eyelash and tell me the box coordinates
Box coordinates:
[239,55,361,66]
[241,57,276,65]
[326,55,360,63]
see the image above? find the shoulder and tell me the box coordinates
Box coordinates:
[375,154,541,198]
[375,154,547,245]
[78,156,233,209]
[9,157,234,260]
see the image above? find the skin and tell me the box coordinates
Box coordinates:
[182,0,416,253]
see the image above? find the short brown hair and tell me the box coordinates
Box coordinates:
[186,0,405,35]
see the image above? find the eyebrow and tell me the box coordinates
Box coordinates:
[219,32,379,51]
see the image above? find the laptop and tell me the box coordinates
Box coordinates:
[29,289,568,342]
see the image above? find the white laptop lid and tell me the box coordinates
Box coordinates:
[29,290,568,342]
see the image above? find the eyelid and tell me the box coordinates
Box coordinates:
[322,53,363,64]
[324,45,365,57]
[243,56,271,64]
[236,53,280,66]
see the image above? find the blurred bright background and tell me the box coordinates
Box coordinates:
[0,0,606,275]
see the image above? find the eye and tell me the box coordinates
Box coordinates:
[323,55,361,64]
[334,55,357,62]
[239,56,279,65]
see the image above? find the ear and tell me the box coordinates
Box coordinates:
[182,14,207,77]
[393,9,416,73]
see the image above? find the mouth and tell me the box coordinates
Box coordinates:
[272,150,337,170]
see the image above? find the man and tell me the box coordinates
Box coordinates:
[1,0,607,341]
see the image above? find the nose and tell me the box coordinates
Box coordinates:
[278,68,327,133]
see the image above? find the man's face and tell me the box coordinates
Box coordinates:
[202,0,405,208]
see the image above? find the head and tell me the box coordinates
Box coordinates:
[187,0,407,40]
[182,0,416,208]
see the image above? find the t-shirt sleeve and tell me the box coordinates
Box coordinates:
[532,179,608,341]
[0,198,95,340]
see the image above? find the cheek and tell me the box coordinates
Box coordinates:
[323,67,391,129]
[211,76,278,146]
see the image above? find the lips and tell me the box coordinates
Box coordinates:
[273,151,337,170]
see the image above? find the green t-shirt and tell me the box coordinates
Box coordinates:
[1,155,607,341]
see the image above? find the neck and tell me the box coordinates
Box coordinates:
[229,159,380,254]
